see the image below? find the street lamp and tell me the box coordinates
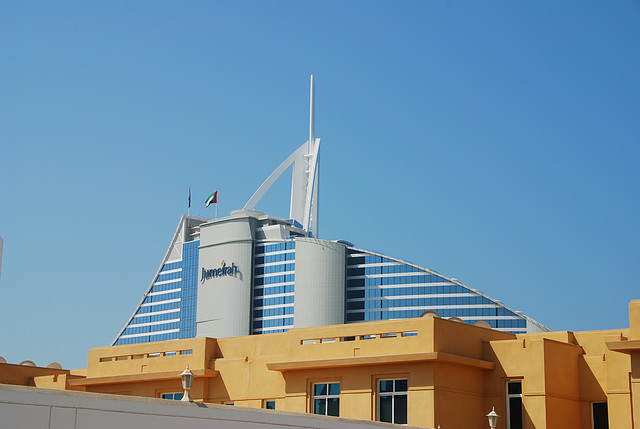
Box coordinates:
[180,365,195,402]
[486,407,499,429]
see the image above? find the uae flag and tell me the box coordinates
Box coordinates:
[205,191,218,207]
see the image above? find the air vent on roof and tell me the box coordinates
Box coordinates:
[420,310,441,318]
[474,321,492,329]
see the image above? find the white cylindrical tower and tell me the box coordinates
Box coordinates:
[293,238,346,328]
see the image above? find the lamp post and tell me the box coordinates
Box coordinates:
[487,407,499,429]
[180,365,195,402]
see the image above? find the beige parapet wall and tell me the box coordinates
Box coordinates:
[0,383,422,429]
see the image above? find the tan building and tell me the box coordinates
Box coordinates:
[3,300,640,429]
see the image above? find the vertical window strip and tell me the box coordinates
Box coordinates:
[507,381,523,429]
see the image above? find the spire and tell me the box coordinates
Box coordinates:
[309,74,315,152]
[243,75,321,237]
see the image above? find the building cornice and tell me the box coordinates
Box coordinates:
[266,351,494,372]
[68,369,218,387]
[606,339,640,354]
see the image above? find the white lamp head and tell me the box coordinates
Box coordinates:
[180,365,195,402]
[486,407,500,428]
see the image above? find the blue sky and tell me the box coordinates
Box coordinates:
[1,1,638,369]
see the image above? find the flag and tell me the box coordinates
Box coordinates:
[188,186,191,209]
[205,191,217,207]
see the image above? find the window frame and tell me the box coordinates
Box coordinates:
[506,380,524,429]
[160,392,184,400]
[377,378,408,424]
[311,381,340,417]
[591,401,608,429]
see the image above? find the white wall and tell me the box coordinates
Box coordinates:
[294,238,346,329]
[0,384,417,429]
[197,217,255,338]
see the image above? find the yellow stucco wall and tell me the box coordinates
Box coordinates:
[23,300,640,429]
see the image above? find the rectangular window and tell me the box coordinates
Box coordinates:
[312,382,340,417]
[264,400,275,410]
[592,402,608,429]
[507,381,523,429]
[378,379,407,424]
[161,392,183,400]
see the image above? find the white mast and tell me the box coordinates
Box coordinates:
[243,75,320,237]
[309,74,315,153]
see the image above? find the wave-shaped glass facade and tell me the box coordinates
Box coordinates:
[113,215,546,346]
[346,248,527,332]
[114,240,199,345]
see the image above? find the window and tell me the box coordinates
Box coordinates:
[312,382,340,417]
[161,392,183,400]
[507,381,523,429]
[378,379,407,424]
[264,400,275,410]
[592,402,608,429]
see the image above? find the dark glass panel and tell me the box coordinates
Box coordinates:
[347,268,365,276]
[314,384,327,396]
[509,397,523,429]
[327,397,340,416]
[347,289,365,299]
[380,380,394,393]
[508,381,522,395]
[313,398,326,415]
[347,313,365,321]
[592,402,608,429]
[394,394,407,424]
[349,256,365,265]
[379,395,392,422]
[347,301,365,310]
[395,379,408,392]
[347,278,365,288]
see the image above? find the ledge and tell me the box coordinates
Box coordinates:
[266,352,494,372]
[606,339,640,354]
[68,369,218,386]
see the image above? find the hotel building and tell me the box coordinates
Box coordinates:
[2,77,637,429]
[112,76,547,347]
